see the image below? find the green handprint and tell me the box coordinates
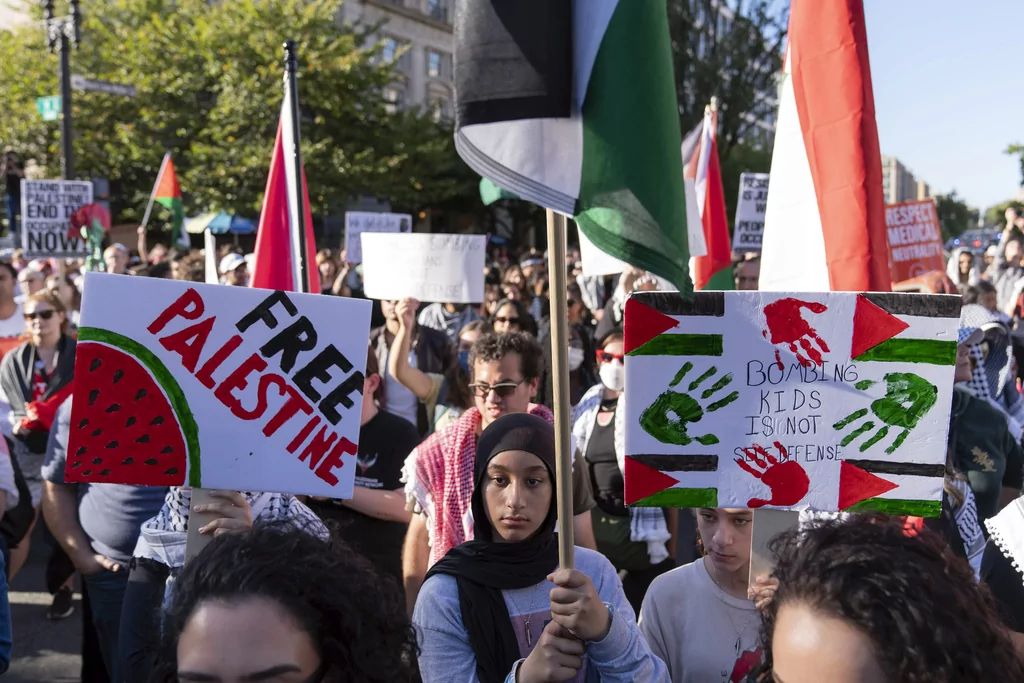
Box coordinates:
[833,372,938,455]
[639,362,739,446]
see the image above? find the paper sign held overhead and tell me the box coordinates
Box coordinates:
[886,199,944,283]
[20,179,92,258]
[623,290,961,516]
[65,274,372,498]
[344,211,411,264]
[733,173,768,251]
[361,233,486,303]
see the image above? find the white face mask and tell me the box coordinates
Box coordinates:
[567,346,585,371]
[599,360,625,392]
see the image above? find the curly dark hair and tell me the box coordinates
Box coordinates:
[759,516,1024,682]
[150,525,419,683]
[469,331,542,383]
[174,252,206,283]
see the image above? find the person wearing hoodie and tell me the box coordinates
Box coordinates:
[947,247,980,292]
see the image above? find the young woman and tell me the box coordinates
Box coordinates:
[316,248,340,295]
[491,299,536,337]
[45,274,81,329]
[150,525,419,683]
[414,413,668,683]
[759,516,1024,682]
[639,508,762,683]
[572,331,674,613]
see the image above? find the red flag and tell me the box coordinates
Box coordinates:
[250,117,317,293]
[683,107,733,291]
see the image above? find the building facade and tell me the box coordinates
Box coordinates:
[882,155,930,205]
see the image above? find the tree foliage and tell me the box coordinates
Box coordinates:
[985,200,1024,230]
[1006,143,1024,187]
[668,0,787,157]
[0,0,477,233]
[934,190,973,241]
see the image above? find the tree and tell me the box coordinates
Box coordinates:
[1006,143,1024,186]
[667,0,787,158]
[934,190,973,242]
[0,0,478,234]
[985,200,1024,230]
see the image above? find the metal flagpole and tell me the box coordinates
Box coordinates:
[283,41,310,294]
[138,151,168,232]
[546,209,575,569]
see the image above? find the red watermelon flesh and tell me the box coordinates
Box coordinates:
[66,342,187,486]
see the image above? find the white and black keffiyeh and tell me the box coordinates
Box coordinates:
[986,496,1024,582]
[959,305,1024,438]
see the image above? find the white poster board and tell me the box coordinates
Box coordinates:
[733,173,769,251]
[578,230,627,276]
[361,233,486,303]
[66,274,372,498]
[344,211,411,264]
[20,179,93,258]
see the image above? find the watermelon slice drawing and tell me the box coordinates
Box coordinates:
[66,327,201,487]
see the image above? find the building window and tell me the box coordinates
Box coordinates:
[384,87,406,114]
[382,38,398,63]
[381,38,411,71]
[427,0,449,22]
[427,49,452,79]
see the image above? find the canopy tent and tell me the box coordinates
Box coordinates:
[185,211,257,235]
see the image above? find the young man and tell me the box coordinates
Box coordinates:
[401,331,597,613]
[306,349,420,582]
[103,244,130,275]
[734,256,760,291]
[218,253,248,287]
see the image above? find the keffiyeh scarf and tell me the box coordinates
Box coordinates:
[986,495,1024,581]
[959,306,1024,438]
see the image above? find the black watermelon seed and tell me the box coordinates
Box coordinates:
[105,440,119,449]
[125,416,136,428]
[164,467,178,475]
[105,403,121,413]
[89,358,101,372]
[71,461,82,469]
[77,418,88,429]
[135,434,151,444]
[99,469,111,476]
[161,446,174,454]
[143,458,158,466]
[121,457,134,465]
[91,458,102,464]
[91,428,102,437]
[150,416,164,426]
[134,388,147,401]
[82,469,91,476]
[88,389,99,406]
[112,369,124,384]
[75,446,86,456]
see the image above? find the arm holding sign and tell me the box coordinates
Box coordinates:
[403,513,431,616]
[390,298,434,400]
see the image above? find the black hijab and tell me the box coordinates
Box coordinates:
[425,413,560,683]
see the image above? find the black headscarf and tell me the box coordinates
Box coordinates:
[425,413,560,683]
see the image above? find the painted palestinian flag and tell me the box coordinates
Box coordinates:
[150,153,188,248]
[453,0,691,294]
[623,290,961,517]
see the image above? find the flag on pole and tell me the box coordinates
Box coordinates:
[759,0,890,293]
[681,104,733,291]
[151,152,188,248]
[249,99,317,294]
[453,0,692,295]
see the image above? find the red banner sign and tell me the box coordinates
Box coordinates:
[886,199,944,283]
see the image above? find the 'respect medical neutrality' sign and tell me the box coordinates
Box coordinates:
[20,179,93,258]
[732,173,769,251]
[886,199,945,283]
[65,274,372,498]
[623,290,961,517]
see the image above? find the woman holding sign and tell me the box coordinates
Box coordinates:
[413,413,668,683]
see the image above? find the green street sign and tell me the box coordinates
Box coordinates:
[36,96,61,121]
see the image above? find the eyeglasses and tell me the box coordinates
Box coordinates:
[25,310,56,321]
[566,299,577,307]
[596,350,624,363]
[494,316,520,325]
[468,380,524,398]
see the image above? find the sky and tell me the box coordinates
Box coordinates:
[863,0,1023,212]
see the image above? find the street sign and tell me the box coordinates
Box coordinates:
[70,75,136,98]
[36,96,61,121]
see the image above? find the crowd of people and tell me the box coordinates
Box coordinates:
[0,212,1013,682]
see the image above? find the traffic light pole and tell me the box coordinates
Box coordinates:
[44,0,80,180]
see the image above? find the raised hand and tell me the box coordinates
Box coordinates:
[639,362,739,446]
[194,490,253,537]
[735,441,809,508]
[762,298,830,370]
[395,297,419,331]
[833,372,938,455]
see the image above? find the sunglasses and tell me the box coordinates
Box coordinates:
[25,310,56,321]
[596,350,624,363]
[494,316,520,324]
[567,299,577,307]
[468,380,524,398]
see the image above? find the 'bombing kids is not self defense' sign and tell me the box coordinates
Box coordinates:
[65,274,372,498]
[623,290,961,517]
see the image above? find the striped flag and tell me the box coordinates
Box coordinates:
[682,105,733,291]
[759,0,890,293]
[453,0,692,294]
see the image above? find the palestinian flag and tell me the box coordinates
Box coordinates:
[681,106,732,291]
[623,290,961,517]
[151,152,188,248]
[453,0,692,294]
[759,0,890,293]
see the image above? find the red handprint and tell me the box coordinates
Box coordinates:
[762,298,830,370]
[735,442,810,509]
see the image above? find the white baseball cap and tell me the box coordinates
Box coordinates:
[219,253,246,274]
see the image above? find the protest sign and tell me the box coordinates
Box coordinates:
[344,211,411,264]
[65,274,372,498]
[733,173,768,251]
[20,179,92,258]
[886,199,944,283]
[361,233,486,303]
[578,229,627,276]
[623,290,960,516]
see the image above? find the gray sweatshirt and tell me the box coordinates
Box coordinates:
[413,546,670,683]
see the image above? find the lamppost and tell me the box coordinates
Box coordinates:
[42,0,80,180]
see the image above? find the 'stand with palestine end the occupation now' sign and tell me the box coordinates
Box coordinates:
[623,290,961,517]
[887,199,944,283]
[65,274,372,498]
[360,233,486,303]
[20,179,92,258]
[344,211,411,264]
[732,173,768,251]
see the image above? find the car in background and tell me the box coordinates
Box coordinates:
[947,231,1000,254]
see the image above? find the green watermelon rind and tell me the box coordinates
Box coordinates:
[78,326,202,487]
